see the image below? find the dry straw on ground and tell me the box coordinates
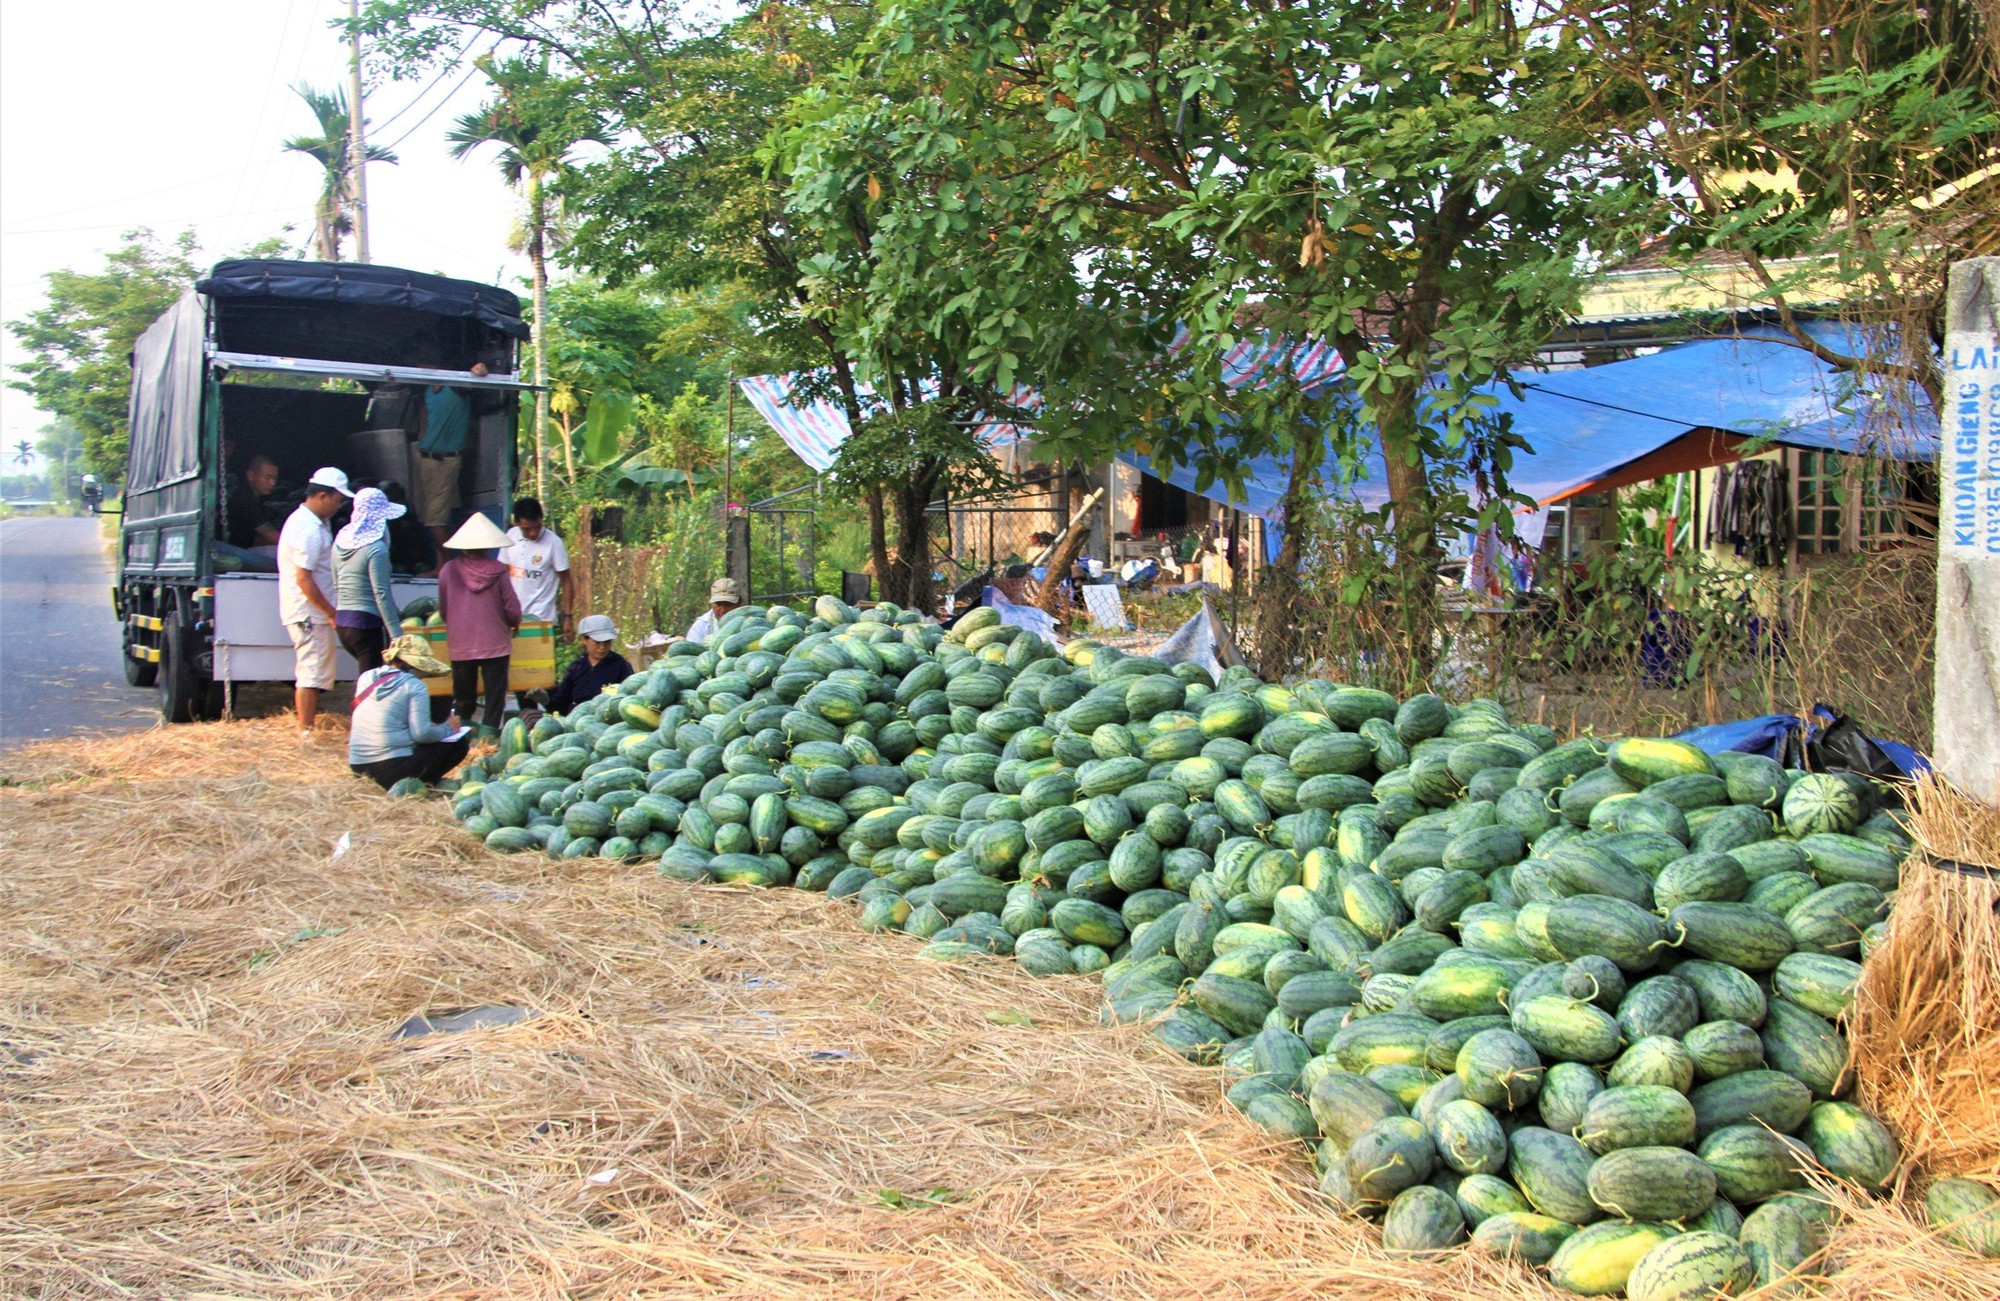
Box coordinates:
[1850,775,2000,1184]
[3,720,1997,1298]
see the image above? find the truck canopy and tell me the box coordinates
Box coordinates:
[196,259,530,358]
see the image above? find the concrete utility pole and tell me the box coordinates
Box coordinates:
[347,0,372,264]
[1936,257,2000,800]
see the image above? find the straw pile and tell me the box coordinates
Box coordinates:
[1850,776,2000,1184]
[2,720,1994,1298]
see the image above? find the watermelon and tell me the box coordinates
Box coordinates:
[1760,998,1850,1099]
[1546,1220,1680,1296]
[1698,1124,1809,1203]
[1576,1085,1698,1154]
[1926,1177,2000,1257]
[1382,1185,1467,1253]
[1470,1211,1577,1264]
[1508,1127,1601,1225]
[1343,1115,1437,1203]
[1624,1231,1755,1301]
[1454,1172,1533,1227]
[1740,1202,1818,1290]
[1781,772,1864,837]
[1432,1098,1509,1175]
[1772,952,1863,1020]
[1798,1100,1899,1191]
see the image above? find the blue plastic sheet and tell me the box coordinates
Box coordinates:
[1122,322,1935,520]
[1672,705,1931,778]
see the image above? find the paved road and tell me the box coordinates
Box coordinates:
[0,515,157,747]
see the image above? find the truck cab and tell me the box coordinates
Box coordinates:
[117,259,536,721]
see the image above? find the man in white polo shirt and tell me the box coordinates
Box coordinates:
[500,495,572,635]
[277,467,352,738]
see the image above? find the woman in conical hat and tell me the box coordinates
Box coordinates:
[436,513,521,740]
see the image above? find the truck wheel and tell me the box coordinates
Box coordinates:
[159,620,197,723]
[158,617,221,723]
[124,632,158,687]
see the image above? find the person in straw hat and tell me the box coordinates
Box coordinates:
[347,634,471,788]
[436,512,522,740]
[683,576,744,644]
[549,614,634,716]
[332,486,407,674]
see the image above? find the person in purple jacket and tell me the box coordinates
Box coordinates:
[437,514,521,740]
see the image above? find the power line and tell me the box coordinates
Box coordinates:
[0,158,288,230]
[379,39,501,155]
[368,30,485,136]
[3,204,306,238]
[220,0,306,234]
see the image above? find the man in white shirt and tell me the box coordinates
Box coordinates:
[500,495,572,633]
[277,467,352,737]
[684,577,744,644]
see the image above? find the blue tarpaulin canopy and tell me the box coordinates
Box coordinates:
[1124,323,1937,518]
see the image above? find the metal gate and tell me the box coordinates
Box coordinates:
[742,482,818,605]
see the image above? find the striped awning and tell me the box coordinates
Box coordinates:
[739,332,1344,473]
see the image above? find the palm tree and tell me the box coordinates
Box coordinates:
[283,83,396,262]
[447,57,596,495]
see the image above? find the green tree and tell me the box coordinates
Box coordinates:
[35,418,86,502]
[790,0,1653,671]
[362,0,911,588]
[1582,0,2000,412]
[6,229,201,480]
[282,83,398,262]
[447,55,600,493]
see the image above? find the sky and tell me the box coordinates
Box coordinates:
[0,0,532,468]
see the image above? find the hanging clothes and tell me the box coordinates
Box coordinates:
[1708,461,1791,567]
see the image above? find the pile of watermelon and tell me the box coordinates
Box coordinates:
[444,597,1947,1298]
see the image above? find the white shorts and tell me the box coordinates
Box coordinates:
[288,619,337,690]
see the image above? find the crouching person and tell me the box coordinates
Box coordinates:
[349,634,471,789]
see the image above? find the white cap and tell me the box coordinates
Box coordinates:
[307,467,353,497]
[577,614,618,643]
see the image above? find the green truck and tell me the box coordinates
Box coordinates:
[116,259,533,720]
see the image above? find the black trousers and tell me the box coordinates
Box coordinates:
[452,656,509,729]
[337,622,389,674]
[351,735,472,788]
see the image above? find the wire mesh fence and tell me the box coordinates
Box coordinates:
[745,485,818,605]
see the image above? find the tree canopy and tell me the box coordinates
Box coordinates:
[6,229,202,481]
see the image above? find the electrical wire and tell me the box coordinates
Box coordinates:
[367,30,486,135]
[377,38,503,155]
[220,0,306,235]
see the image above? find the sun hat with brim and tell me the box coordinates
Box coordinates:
[577,614,618,643]
[709,577,743,605]
[443,513,512,550]
[335,486,407,549]
[384,633,450,676]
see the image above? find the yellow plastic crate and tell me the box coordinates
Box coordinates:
[416,620,559,696]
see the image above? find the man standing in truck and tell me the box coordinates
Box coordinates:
[414,361,490,547]
[278,468,353,739]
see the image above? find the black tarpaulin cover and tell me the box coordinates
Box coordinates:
[125,290,206,496]
[195,259,529,340]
